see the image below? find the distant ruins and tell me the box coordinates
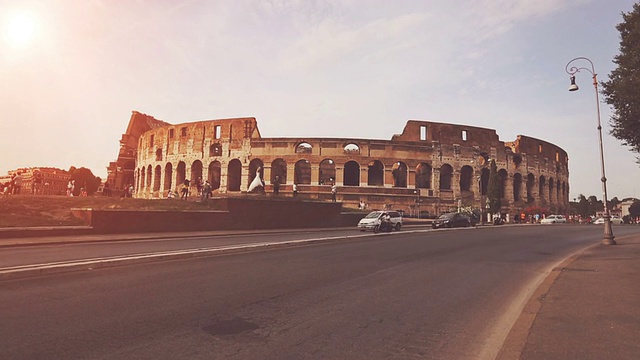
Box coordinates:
[108,111,570,217]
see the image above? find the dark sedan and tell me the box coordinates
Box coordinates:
[432,212,472,229]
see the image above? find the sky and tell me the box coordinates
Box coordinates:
[1,0,639,201]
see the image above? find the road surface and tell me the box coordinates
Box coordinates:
[2,225,638,359]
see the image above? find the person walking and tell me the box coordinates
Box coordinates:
[12,173,22,194]
[292,183,298,197]
[331,183,337,202]
[181,179,190,200]
[201,180,212,201]
[67,180,75,197]
[273,176,280,196]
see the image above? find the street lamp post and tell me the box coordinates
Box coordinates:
[565,57,616,245]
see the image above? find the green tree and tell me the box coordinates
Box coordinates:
[629,200,640,218]
[601,3,640,161]
[576,194,591,218]
[609,196,621,212]
[486,159,501,214]
[587,195,602,216]
[68,167,102,196]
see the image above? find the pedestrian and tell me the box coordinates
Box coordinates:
[181,179,190,200]
[12,172,22,194]
[273,176,280,195]
[292,183,298,197]
[196,177,203,197]
[331,183,337,202]
[67,180,75,197]
[201,180,212,201]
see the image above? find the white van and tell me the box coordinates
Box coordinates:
[357,211,403,231]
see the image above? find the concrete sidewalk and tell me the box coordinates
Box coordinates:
[498,233,640,360]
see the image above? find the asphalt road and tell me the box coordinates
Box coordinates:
[2,225,638,360]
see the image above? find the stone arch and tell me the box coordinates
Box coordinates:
[319,159,336,185]
[527,173,535,203]
[439,164,453,190]
[416,163,432,189]
[146,165,152,189]
[460,165,473,191]
[164,163,173,191]
[548,177,555,202]
[155,148,163,161]
[248,159,264,187]
[498,169,508,199]
[227,159,242,191]
[295,142,312,154]
[343,143,360,155]
[208,161,221,190]
[140,167,146,191]
[392,161,408,187]
[539,175,546,201]
[481,168,490,195]
[294,159,311,184]
[513,173,522,201]
[368,160,384,186]
[153,165,161,192]
[176,161,186,187]
[191,160,203,184]
[135,168,140,192]
[271,158,287,184]
[344,161,360,186]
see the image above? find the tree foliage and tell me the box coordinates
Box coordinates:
[486,160,501,214]
[587,195,603,215]
[68,167,102,196]
[576,194,591,218]
[630,200,640,218]
[602,3,640,161]
[610,196,621,209]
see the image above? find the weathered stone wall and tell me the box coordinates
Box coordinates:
[74,198,344,233]
[112,112,570,216]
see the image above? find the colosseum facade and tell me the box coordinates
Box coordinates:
[108,111,570,219]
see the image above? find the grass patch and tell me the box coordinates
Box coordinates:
[0,195,228,228]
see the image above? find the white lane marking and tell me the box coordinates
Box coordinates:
[0,227,466,276]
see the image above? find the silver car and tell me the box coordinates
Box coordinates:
[541,215,567,224]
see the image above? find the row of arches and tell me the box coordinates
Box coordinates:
[135,158,568,204]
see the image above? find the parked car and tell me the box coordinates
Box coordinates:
[593,216,624,225]
[541,215,567,224]
[358,211,403,231]
[431,212,472,229]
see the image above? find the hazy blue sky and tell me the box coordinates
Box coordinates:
[1,0,639,200]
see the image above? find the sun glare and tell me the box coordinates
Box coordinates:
[4,11,36,47]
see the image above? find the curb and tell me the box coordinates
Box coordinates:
[494,247,589,360]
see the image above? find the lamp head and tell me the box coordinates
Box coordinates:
[568,76,579,91]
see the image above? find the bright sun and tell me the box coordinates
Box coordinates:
[4,11,36,47]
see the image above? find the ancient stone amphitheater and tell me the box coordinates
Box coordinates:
[108,111,569,219]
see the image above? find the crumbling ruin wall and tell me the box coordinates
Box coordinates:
[116,113,570,217]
